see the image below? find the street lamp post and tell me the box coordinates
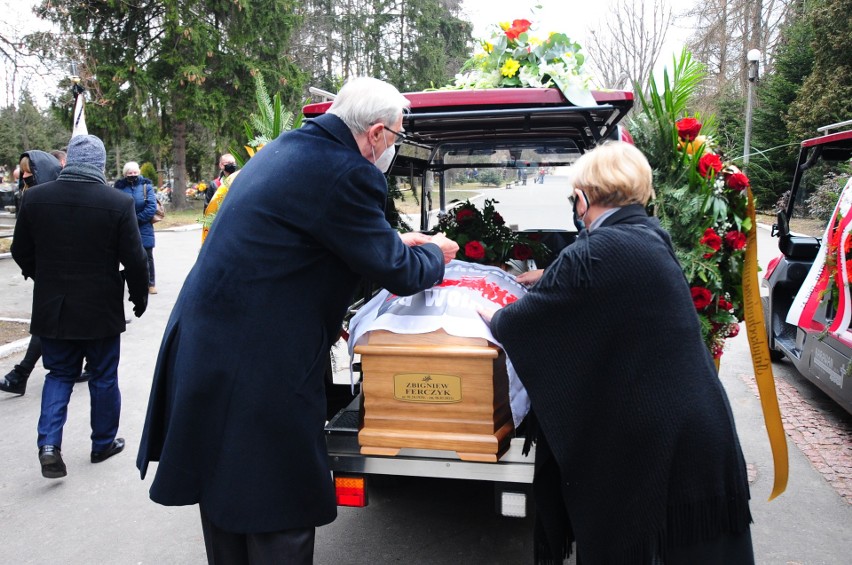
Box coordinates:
[743,49,761,170]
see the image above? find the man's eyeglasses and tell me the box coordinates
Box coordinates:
[383,125,407,147]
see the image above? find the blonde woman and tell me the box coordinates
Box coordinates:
[479,142,754,564]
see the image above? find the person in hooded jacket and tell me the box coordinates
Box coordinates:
[114,161,158,294]
[1,151,63,396]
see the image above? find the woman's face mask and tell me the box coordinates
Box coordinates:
[22,175,36,188]
[126,175,139,185]
[573,189,590,222]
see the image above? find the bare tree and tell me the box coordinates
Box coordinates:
[685,0,795,99]
[585,0,673,93]
[0,1,68,107]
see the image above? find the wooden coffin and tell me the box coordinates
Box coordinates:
[354,329,514,462]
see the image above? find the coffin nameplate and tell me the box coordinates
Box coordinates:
[393,373,462,403]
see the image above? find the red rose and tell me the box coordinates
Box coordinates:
[456,208,475,224]
[512,243,533,260]
[464,240,486,260]
[492,212,505,226]
[699,228,722,258]
[727,323,740,338]
[726,172,750,192]
[724,230,747,251]
[676,117,702,141]
[717,298,733,311]
[691,286,713,310]
[505,19,531,41]
[698,153,723,178]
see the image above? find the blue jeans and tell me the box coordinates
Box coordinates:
[38,336,121,451]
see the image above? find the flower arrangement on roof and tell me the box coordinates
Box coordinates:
[437,199,549,265]
[447,18,596,106]
[630,50,751,359]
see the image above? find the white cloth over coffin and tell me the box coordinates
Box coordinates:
[348,260,530,427]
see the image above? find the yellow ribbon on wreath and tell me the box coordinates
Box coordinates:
[742,187,788,500]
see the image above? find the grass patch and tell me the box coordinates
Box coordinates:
[153,199,207,230]
[395,189,483,215]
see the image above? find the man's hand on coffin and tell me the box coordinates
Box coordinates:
[430,232,460,264]
[399,231,433,246]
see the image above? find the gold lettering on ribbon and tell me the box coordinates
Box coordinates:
[743,187,789,500]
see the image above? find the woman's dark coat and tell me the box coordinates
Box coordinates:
[491,205,752,563]
[114,175,157,248]
[136,113,446,533]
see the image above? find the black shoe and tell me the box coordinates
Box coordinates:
[76,370,92,383]
[91,438,125,463]
[0,368,28,395]
[39,445,67,479]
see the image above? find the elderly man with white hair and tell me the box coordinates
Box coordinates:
[137,77,459,564]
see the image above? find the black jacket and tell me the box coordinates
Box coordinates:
[492,205,752,563]
[11,165,149,339]
[137,113,445,533]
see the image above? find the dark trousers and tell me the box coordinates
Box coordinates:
[145,247,155,286]
[200,508,315,565]
[38,335,121,451]
[15,335,42,375]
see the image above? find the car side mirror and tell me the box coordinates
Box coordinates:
[774,210,790,238]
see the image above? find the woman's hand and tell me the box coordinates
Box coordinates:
[476,304,500,324]
[515,269,544,286]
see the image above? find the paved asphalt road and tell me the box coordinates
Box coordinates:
[0,196,850,563]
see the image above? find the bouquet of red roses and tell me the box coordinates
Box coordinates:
[631,51,751,358]
[437,199,549,265]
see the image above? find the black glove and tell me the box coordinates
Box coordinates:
[133,295,148,318]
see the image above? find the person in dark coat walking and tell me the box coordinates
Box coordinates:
[12,135,149,479]
[1,150,62,396]
[479,142,754,564]
[137,77,458,564]
[114,161,158,293]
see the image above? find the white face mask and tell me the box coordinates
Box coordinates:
[372,135,396,173]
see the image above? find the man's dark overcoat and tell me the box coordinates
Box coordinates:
[137,113,446,533]
[11,171,149,339]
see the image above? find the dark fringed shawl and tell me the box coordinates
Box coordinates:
[494,206,752,564]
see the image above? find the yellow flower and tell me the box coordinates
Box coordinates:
[501,58,521,77]
[677,135,708,156]
[244,143,265,158]
[528,36,542,47]
[483,41,493,53]
[563,52,574,60]
[499,21,510,31]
